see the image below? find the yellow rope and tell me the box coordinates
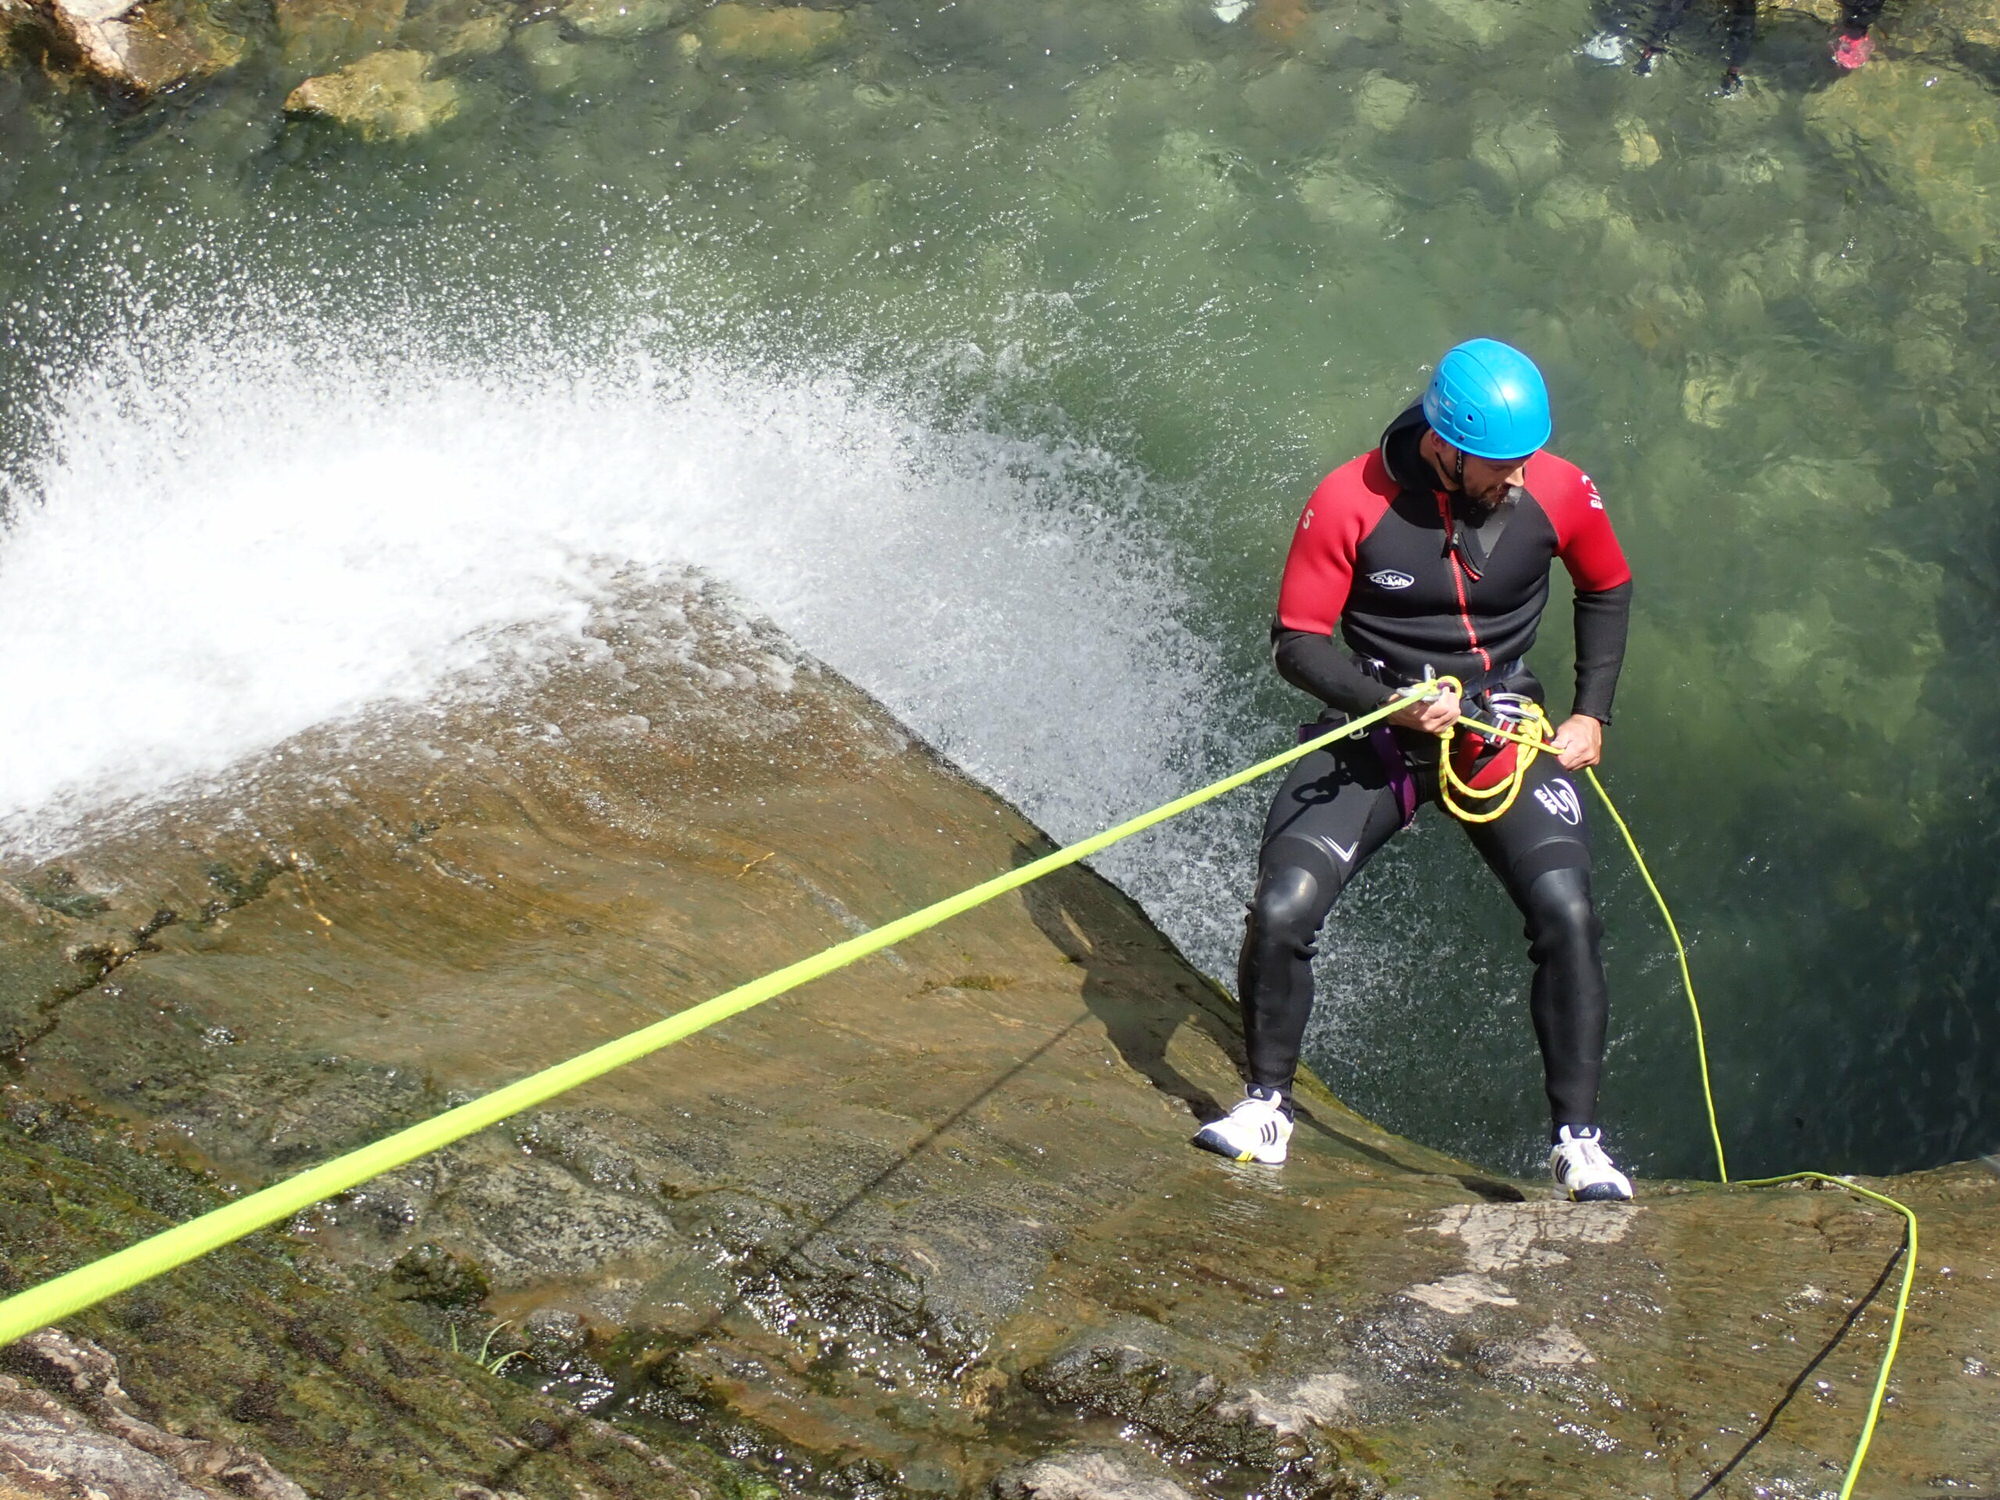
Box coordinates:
[1728,1171,1919,1500]
[1433,675,1552,824]
[0,685,1439,1348]
[1450,706,1916,1499]
[1444,698,1727,1182]
[1579,762,1728,1185]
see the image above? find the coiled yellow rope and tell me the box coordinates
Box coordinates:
[1434,677,1553,825]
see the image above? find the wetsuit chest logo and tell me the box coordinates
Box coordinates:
[1367,569,1416,590]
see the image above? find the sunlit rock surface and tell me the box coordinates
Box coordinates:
[19,0,242,97]
[0,584,1993,1498]
[283,48,463,140]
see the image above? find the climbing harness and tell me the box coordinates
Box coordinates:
[0,679,1918,1498]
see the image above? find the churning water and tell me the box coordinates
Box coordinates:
[0,307,1223,871]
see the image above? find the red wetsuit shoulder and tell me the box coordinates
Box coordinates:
[1524,451,1631,592]
[1275,450,1396,635]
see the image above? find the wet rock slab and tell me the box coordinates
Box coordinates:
[0,1098,757,1498]
[17,0,244,97]
[1,581,1995,1498]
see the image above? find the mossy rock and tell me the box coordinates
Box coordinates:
[1296,166,1397,234]
[1350,71,1417,133]
[272,0,406,72]
[283,47,462,141]
[388,1241,492,1308]
[0,1107,762,1498]
[700,3,845,63]
[563,0,686,40]
[399,0,513,58]
[511,17,583,92]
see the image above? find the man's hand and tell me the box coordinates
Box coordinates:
[1385,682,1461,737]
[1548,714,1604,770]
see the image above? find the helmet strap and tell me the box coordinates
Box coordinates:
[1422,430,1468,494]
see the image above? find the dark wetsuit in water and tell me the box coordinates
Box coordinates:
[1242,405,1633,1134]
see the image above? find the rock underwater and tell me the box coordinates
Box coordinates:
[282,47,462,142]
[0,578,1994,1499]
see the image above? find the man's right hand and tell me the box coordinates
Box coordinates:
[1385,682,1461,736]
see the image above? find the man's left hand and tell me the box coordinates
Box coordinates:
[1548,714,1604,771]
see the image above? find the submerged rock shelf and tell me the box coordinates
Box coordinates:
[0,585,1992,1498]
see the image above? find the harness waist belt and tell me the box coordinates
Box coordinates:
[1357,655,1527,700]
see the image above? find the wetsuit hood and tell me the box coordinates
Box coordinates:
[1378,402,1432,492]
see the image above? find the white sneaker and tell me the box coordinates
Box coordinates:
[1192,1087,1293,1164]
[1549,1125,1634,1202]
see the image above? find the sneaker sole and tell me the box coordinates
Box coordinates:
[1567,1182,1634,1202]
[1190,1128,1286,1166]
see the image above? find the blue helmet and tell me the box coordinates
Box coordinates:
[1421,339,1552,460]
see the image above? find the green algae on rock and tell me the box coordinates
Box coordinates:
[397,0,513,59]
[0,1104,766,1499]
[562,0,687,41]
[272,0,406,72]
[700,3,845,64]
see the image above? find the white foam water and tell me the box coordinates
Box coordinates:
[0,309,1248,964]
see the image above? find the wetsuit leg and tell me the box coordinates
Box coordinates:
[1460,756,1608,1135]
[1519,867,1608,1131]
[1635,0,1695,72]
[1721,0,1756,90]
[1238,734,1406,1100]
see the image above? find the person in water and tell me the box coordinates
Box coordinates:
[1194,339,1637,1202]
[1633,0,1885,88]
[1830,0,1888,69]
[1633,0,1757,91]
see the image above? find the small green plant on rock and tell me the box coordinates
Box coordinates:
[450,1318,526,1377]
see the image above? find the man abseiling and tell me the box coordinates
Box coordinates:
[1194,338,1636,1202]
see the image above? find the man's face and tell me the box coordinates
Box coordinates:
[1455,450,1531,508]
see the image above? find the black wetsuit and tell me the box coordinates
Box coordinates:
[1242,407,1633,1134]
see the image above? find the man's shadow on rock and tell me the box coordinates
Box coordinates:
[1014,842,1240,1127]
[1014,841,1528,1200]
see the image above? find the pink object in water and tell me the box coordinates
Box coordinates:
[1832,31,1874,69]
